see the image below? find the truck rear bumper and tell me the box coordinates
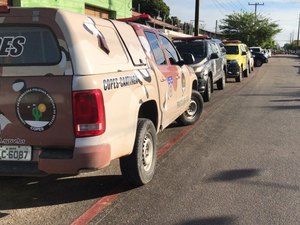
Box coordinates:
[226,63,241,77]
[0,145,111,176]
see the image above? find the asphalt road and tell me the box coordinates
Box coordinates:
[1,54,300,225]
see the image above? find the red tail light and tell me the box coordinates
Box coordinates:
[0,5,10,13]
[72,90,106,137]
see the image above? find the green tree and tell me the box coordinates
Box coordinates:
[219,12,281,48]
[166,16,180,27]
[132,0,170,20]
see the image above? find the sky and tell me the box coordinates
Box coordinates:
[163,0,300,46]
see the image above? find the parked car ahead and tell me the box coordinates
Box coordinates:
[173,36,226,102]
[251,51,268,67]
[250,46,269,59]
[223,40,249,82]
[243,44,254,73]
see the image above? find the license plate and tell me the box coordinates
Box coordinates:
[0,145,32,161]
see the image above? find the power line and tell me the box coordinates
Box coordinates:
[236,0,247,11]
[229,0,242,11]
[211,1,227,16]
[218,0,239,12]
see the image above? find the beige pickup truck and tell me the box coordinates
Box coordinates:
[0,7,203,186]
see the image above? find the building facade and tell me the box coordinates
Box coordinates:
[1,0,132,19]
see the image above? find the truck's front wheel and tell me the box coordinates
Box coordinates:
[176,90,203,126]
[120,119,157,187]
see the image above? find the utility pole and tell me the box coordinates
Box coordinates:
[215,20,218,38]
[194,0,200,36]
[297,13,300,53]
[248,2,264,18]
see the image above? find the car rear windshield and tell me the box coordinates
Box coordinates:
[174,41,206,63]
[250,48,260,52]
[224,46,239,54]
[0,26,61,66]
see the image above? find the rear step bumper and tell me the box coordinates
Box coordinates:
[0,161,47,176]
[0,144,111,176]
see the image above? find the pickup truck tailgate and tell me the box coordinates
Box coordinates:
[0,76,74,148]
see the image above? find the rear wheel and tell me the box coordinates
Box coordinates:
[176,90,203,126]
[243,65,249,77]
[120,119,157,187]
[217,70,226,90]
[235,67,242,82]
[255,59,263,67]
[203,76,211,102]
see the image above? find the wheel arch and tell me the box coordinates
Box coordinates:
[192,79,198,91]
[208,71,213,84]
[138,100,158,131]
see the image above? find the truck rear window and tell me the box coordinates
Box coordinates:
[224,46,239,55]
[0,26,61,66]
[174,41,206,63]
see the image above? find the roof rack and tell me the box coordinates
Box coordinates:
[117,13,151,23]
[117,13,179,31]
[222,40,242,44]
[172,35,211,41]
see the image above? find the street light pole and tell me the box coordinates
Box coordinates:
[194,0,200,36]
[297,13,300,53]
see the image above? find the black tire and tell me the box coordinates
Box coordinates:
[255,59,263,67]
[235,67,242,82]
[120,119,157,187]
[176,90,203,126]
[243,65,249,77]
[203,76,211,102]
[217,70,226,90]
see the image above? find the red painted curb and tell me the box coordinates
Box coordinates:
[70,124,196,225]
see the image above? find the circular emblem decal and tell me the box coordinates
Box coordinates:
[16,88,56,132]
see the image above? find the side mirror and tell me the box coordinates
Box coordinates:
[169,57,177,65]
[210,53,219,59]
[181,53,195,65]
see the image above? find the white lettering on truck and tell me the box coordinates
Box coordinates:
[0,36,26,57]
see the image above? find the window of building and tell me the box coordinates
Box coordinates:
[85,4,111,19]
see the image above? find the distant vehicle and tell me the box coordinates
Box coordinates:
[250,46,269,59]
[266,49,272,58]
[251,51,268,67]
[223,40,249,82]
[249,46,263,53]
[243,44,254,73]
[173,36,227,102]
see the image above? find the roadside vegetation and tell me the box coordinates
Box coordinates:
[219,12,281,49]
